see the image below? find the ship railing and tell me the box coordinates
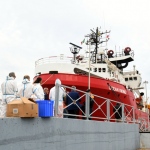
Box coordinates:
[35,56,73,66]
[112,50,134,58]
[138,110,150,132]
[54,84,136,123]
[139,118,150,132]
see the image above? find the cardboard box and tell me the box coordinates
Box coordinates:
[7,97,38,117]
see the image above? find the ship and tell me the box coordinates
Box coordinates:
[0,27,149,150]
[34,27,150,129]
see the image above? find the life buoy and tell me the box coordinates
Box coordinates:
[76,55,83,61]
[124,47,131,55]
[107,50,114,58]
[76,55,80,59]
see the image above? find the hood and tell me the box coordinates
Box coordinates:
[22,79,30,84]
[6,76,15,80]
[55,79,61,85]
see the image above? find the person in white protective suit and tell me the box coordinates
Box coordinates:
[1,72,18,117]
[32,77,44,100]
[49,79,66,118]
[17,75,33,98]
[0,87,2,117]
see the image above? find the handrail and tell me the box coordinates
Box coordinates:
[35,56,73,67]
[52,84,150,132]
[53,84,150,132]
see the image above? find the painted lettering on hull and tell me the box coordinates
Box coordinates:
[109,86,126,94]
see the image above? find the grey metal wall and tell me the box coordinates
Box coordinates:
[0,118,140,150]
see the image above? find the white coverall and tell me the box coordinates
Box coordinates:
[32,83,44,100]
[0,87,2,117]
[1,76,18,117]
[17,79,33,98]
[49,79,66,118]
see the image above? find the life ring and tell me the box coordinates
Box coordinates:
[76,55,83,61]
[124,47,131,55]
[76,55,80,59]
[107,50,114,58]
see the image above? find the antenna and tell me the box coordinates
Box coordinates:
[69,43,82,49]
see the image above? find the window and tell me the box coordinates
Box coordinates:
[98,68,101,72]
[102,68,106,72]
[125,78,128,81]
[129,77,133,81]
[112,72,114,77]
[87,68,92,71]
[134,77,137,80]
[94,68,97,72]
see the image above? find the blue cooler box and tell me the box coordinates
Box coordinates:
[36,100,54,117]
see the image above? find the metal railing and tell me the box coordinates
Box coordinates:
[113,50,134,58]
[55,85,136,120]
[35,56,73,66]
[53,83,150,132]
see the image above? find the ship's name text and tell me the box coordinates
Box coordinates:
[109,86,126,94]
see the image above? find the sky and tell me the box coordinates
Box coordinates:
[0,0,150,101]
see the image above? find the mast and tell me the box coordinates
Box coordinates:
[86,27,110,63]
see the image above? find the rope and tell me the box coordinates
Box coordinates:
[41,74,54,85]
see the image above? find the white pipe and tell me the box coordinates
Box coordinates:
[88,43,91,89]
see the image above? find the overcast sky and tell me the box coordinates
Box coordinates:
[0,0,150,100]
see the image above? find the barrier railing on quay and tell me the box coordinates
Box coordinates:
[52,83,150,132]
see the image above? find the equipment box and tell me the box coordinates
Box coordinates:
[7,97,38,117]
[36,100,54,117]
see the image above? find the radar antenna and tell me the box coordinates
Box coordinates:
[69,43,82,63]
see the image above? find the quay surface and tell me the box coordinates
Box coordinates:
[0,117,140,150]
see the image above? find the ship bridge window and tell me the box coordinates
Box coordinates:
[120,71,123,74]
[87,68,92,71]
[129,77,133,81]
[98,68,101,72]
[94,68,97,72]
[112,72,114,77]
[134,77,137,80]
[102,68,106,72]
[125,78,128,81]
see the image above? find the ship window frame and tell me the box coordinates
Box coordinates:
[87,68,92,71]
[112,72,114,77]
[98,68,101,72]
[94,68,97,72]
[102,68,106,72]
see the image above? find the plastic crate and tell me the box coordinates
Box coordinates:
[36,100,54,117]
